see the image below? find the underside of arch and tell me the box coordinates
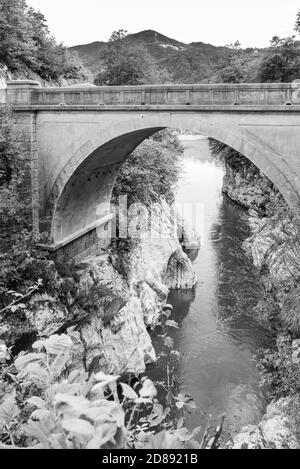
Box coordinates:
[47,115,300,246]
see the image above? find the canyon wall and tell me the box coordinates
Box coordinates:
[214,143,300,449]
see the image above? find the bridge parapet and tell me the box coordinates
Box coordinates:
[3,80,300,108]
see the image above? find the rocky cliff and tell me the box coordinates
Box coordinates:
[214,144,300,449]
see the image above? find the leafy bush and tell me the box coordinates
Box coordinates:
[0,333,222,449]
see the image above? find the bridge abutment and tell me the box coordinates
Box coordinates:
[12,110,40,239]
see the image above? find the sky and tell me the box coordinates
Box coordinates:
[27,0,300,48]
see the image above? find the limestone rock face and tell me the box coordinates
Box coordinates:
[165,248,197,290]
[77,198,197,374]
[222,163,275,213]
[245,214,300,283]
[100,297,156,375]
[176,212,201,250]
[125,199,197,325]
[26,295,70,337]
[70,296,156,376]
[231,398,299,449]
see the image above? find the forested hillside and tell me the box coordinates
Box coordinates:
[0,0,89,83]
[70,28,300,85]
[70,29,242,84]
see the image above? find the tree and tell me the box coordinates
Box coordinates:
[295,10,300,35]
[211,40,261,83]
[0,0,83,80]
[257,36,300,83]
[94,29,145,86]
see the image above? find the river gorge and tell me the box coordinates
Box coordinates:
[147,135,273,442]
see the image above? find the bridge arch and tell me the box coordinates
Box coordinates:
[46,113,299,247]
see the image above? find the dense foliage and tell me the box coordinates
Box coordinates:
[113,129,183,207]
[257,36,300,83]
[0,108,33,303]
[0,306,223,449]
[0,0,84,80]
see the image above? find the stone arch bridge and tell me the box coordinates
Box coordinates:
[2,80,300,261]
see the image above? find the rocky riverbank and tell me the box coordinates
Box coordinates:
[212,142,300,449]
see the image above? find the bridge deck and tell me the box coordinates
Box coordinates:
[2,81,300,108]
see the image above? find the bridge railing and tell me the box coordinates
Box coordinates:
[3,80,300,106]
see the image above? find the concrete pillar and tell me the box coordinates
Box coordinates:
[292,80,300,104]
[6,80,41,105]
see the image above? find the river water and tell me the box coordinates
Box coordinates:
[147,135,272,440]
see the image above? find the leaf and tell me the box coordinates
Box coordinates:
[10,292,23,298]
[15,353,45,372]
[27,396,47,409]
[165,320,179,329]
[87,423,118,449]
[192,426,202,437]
[24,417,55,445]
[175,427,193,442]
[292,350,300,364]
[50,352,70,377]
[94,372,119,386]
[31,409,51,421]
[120,383,138,401]
[0,393,19,430]
[43,335,73,356]
[61,418,94,436]
[0,343,8,362]
[148,403,165,427]
[139,379,157,400]
[68,369,88,385]
[18,362,49,389]
[54,394,90,419]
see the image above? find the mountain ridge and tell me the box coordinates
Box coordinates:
[69,29,261,84]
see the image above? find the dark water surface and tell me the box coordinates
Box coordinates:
[147,135,272,439]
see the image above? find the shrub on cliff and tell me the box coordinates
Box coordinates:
[258,334,300,399]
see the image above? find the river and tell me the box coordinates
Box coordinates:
[147,135,272,441]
